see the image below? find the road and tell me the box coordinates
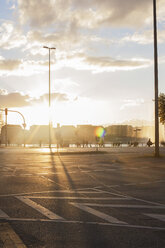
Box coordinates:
[0,147,165,247]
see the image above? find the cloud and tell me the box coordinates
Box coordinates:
[122,29,165,45]
[84,56,151,71]
[17,0,69,27]
[0,90,69,108]
[0,21,26,50]
[0,89,8,95]
[0,92,31,108]
[0,57,21,71]
[120,99,145,110]
[17,0,164,29]
[66,53,152,72]
[32,92,69,104]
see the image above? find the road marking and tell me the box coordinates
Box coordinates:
[124,183,137,186]
[144,213,165,222]
[82,203,165,209]
[0,218,164,231]
[96,188,165,207]
[0,209,9,218]
[28,196,130,200]
[16,196,65,220]
[20,174,33,176]
[37,172,49,175]
[0,222,27,247]
[70,202,127,224]
[0,189,104,197]
[93,188,130,198]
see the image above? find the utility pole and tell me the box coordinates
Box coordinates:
[153,0,159,157]
[43,46,56,149]
[5,108,8,147]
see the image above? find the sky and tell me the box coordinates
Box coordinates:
[0,0,165,128]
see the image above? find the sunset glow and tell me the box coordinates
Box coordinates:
[0,0,165,128]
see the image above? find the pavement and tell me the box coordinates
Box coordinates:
[0,147,165,248]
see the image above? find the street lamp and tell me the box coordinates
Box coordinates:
[43,46,56,148]
[153,0,159,157]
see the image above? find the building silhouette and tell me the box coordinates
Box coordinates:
[1,125,23,145]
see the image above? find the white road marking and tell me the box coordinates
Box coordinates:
[0,223,27,247]
[144,213,165,222]
[93,188,129,198]
[82,203,165,209]
[0,218,165,230]
[96,188,165,207]
[76,186,102,191]
[16,196,65,220]
[20,174,33,176]
[70,202,127,224]
[124,183,137,186]
[37,172,49,175]
[0,189,103,197]
[0,216,164,231]
[28,196,131,200]
[0,209,9,218]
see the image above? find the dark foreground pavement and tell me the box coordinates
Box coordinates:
[0,147,165,248]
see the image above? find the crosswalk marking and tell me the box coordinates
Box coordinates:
[70,202,127,224]
[0,209,9,218]
[0,223,27,247]
[0,189,163,230]
[16,196,65,220]
[82,204,165,209]
[28,196,130,200]
[144,213,165,222]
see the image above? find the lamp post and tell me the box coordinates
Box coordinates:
[153,0,159,157]
[43,46,56,148]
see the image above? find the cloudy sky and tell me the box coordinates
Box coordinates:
[0,0,165,128]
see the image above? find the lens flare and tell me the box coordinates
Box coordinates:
[95,127,106,138]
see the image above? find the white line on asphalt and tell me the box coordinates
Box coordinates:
[0,189,103,197]
[124,183,137,186]
[40,176,70,189]
[28,196,131,200]
[0,217,165,230]
[96,188,165,207]
[37,172,49,175]
[0,208,9,218]
[93,188,129,198]
[20,174,33,176]
[70,202,127,224]
[82,203,165,209]
[16,196,65,220]
[76,186,102,191]
[105,184,120,188]
[144,213,165,222]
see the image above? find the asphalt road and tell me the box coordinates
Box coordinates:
[0,147,165,248]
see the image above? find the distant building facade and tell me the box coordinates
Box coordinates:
[76,125,103,145]
[27,125,52,145]
[1,125,23,145]
[105,125,134,143]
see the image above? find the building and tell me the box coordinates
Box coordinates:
[76,125,103,145]
[27,125,53,145]
[58,125,76,146]
[105,125,134,143]
[1,125,23,145]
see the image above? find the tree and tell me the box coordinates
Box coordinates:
[158,93,165,124]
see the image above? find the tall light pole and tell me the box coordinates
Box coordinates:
[153,0,159,157]
[43,46,56,148]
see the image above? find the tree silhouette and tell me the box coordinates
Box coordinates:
[159,93,165,124]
